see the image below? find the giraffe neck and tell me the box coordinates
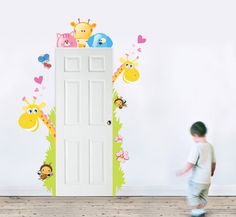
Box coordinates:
[112,64,124,84]
[39,110,56,141]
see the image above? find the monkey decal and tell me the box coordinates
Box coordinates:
[38,163,53,181]
[114,97,127,109]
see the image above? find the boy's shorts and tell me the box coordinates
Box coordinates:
[187,180,210,207]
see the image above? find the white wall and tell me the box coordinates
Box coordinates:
[0,0,236,195]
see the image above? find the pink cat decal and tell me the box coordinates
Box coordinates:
[56,32,77,48]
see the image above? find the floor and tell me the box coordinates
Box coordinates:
[0,197,235,217]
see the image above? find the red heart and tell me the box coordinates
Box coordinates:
[34,76,43,85]
[137,35,146,44]
[44,62,52,69]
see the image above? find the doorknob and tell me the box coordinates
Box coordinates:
[107,120,112,125]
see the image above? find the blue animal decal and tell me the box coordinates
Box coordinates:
[87,33,113,48]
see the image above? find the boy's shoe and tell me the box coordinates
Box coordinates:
[191,209,206,217]
[191,214,205,217]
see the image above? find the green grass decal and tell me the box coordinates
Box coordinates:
[113,90,125,196]
[43,107,56,196]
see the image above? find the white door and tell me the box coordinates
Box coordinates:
[56,48,112,196]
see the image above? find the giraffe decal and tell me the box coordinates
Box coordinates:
[112,54,140,84]
[112,35,146,195]
[18,96,56,142]
[70,18,96,48]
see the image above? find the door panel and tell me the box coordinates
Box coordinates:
[56,48,112,196]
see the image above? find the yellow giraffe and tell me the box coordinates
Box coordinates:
[70,18,96,48]
[18,96,56,142]
[112,54,140,84]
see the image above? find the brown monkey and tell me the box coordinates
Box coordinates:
[38,163,53,181]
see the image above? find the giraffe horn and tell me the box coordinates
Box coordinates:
[78,18,80,23]
[88,19,90,23]
[22,97,30,105]
[133,56,139,62]
[33,96,37,104]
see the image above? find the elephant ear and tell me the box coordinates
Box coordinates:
[105,35,113,47]
[87,35,95,47]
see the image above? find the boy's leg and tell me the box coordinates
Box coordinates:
[199,184,211,208]
[187,181,201,207]
[187,181,207,216]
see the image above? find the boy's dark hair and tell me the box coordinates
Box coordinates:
[190,121,207,137]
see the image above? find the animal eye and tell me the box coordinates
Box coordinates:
[125,63,129,68]
[101,38,106,43]
[130,64,133,69]
[33,108,38,114]
[27,108,33,114]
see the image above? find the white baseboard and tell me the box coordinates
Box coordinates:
[117,185,236,196]
[0,185,236,196]
[0,187,51,196]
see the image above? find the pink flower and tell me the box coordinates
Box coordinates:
[115,135,123,143]
[116,150,129,162]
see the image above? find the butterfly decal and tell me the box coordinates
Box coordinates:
[38,54,52,69]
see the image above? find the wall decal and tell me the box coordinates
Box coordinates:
[112,90,125,196]
[43,107,56,196]
[18,97,56,141]
[20,18,146,196]
[112,54,140,84]
[114,96,127,109]
[113,35,147,196]
[115,135,123,143]
[56,32,77,48]
[87,33,113,48]
[38,54,50,64]
[38,54,52,69]
[137,35,147,44]
[38,163,53,181]
[18,97,56,195]
[44,62,52,69]
[34,76,43,85]
[19,53,56,195]
[116,150,129,162]
[70,18,96,48]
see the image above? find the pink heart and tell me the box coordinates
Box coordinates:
[137,48,142,52]
[34,88,39,92]
[34,76,43,85]
[138,35,146,44]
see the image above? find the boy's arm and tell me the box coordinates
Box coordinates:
[211,162,216,176]
[211,146,216,176]
[176,162,194,176]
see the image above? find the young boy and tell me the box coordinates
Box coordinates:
[177,121,216,217]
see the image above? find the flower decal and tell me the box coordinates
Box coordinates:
[115,135,123,143]
[116,150,129,162]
